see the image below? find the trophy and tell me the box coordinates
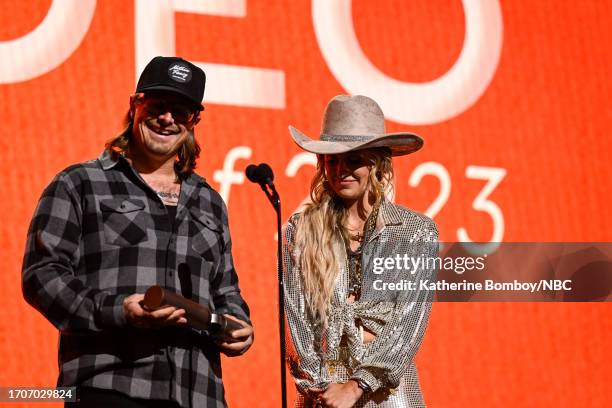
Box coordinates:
[143,285,243,341]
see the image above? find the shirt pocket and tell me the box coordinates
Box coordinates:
[99,198,149,246]
[190,207,223,262]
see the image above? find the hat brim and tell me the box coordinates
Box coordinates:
[138,84,204,111]
[288,126,423,157]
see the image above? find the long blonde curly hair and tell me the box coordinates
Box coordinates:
[295,147,394,324]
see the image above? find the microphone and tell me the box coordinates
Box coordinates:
[245,163,275,189]
[245,164,260,184]
[244,161,286,406]
[256,163,274,188]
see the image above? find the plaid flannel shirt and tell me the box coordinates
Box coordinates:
[22,150,250,408]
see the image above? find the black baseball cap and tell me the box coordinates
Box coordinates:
[136,56,205,110]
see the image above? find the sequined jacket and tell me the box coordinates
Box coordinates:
[283,200,438,397]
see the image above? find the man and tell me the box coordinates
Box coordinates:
[22,56,253,408]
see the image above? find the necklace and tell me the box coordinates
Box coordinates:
[345,219,366,242]
[344,202,380,299]
[347,231,364,242]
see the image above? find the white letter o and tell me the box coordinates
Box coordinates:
[312,0,503,125]
[0,0,96,84]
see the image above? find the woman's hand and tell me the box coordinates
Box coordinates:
[312,381,363,408]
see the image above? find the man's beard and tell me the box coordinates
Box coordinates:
[138,121,191,157]
[143,118,181,135]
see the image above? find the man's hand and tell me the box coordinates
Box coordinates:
[215,314,254,357]
[310,381,363,408]
[123,293,187,328]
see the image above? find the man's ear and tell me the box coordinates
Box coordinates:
[191,111,202,126]
[129,93,145,118]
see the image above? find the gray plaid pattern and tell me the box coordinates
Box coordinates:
[283,201,438,407]
[22,150,250,408]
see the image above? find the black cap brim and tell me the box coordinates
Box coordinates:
[138,84,204,110]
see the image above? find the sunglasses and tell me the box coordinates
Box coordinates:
[323,153,370,167]
[142,99,201,125]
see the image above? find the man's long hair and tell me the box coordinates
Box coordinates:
[295,147,394,324]
[105,111,201,180]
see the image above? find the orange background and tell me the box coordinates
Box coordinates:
[1,1,611,407]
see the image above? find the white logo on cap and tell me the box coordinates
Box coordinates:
[168,64,192,83]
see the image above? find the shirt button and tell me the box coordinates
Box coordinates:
[159,204,164,209]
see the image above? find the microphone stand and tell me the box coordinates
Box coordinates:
[254,180,287,408]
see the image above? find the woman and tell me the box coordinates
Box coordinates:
[283,95,438,408]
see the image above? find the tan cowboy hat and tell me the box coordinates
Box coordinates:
[289,95,423,156]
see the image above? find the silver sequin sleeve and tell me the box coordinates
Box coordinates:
[282,217,332,395]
